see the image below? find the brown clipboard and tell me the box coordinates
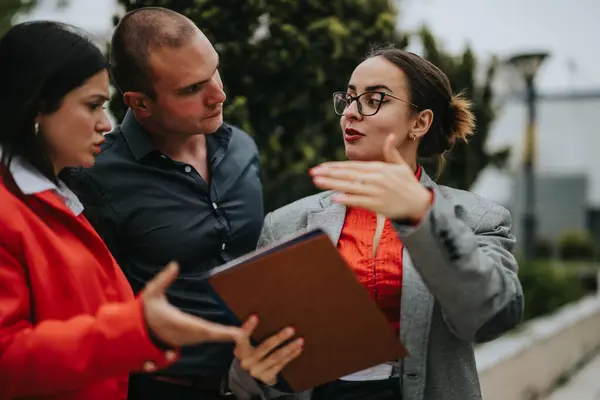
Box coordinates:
[207,228,408,392]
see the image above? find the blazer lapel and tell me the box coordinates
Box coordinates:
[419,168,436,188]
[306,193,346,245]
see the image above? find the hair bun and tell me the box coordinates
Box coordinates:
[448,92,476,144]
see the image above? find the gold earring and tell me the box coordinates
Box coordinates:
[412,134,417,142]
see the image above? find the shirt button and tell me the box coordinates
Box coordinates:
[212,202,218,210]
[142,361,157,372]
[184,166,192,173]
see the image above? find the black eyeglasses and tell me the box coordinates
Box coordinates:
[332,91,419,116]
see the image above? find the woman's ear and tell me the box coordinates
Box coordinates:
[410,109,434,140]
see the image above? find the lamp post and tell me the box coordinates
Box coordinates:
[506,52,549,262]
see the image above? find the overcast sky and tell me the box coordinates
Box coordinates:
[21,0,600,93]
[400,0,600,92]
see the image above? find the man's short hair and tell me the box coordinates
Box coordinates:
[110,7,197,98]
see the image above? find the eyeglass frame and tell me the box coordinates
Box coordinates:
[332,90,421,117]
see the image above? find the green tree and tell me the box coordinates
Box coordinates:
[417,26,510,189]
[112,0,406,211]
[0,0,37,35]
[111,1,504,211]
[0,0,68,36]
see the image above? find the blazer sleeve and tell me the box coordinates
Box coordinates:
[0,243,176,398]
[393,187,524,342]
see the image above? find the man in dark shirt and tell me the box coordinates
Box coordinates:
[64,7,263,400]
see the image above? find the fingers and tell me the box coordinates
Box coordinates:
[331,193,373,209]
[241,327,296,369]
[253,327,296,362]
[156,304,244,345]
[248,338,304,385]
[311,167,383,195]
[312,167,380,183]
[236,324,301,386]
[143,261,179,297]
[313,176,376,195]
[234,315,260,360]
[311,161,386,173]
[383,134,407,165]
[240,315,259,336]
[196,319,244,343]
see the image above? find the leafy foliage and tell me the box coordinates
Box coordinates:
[417,26,510,189]
[0,0,37,35]
[111,1,503,211]
[113,0,405,211]
[557,230,596,261]
[0,0,68,36]
[518,260,586,321]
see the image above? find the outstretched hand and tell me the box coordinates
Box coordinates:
[142,262,244,348]
[310,134,431,221]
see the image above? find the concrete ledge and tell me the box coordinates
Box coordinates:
[546,351,600,400]
[476,294,600,400]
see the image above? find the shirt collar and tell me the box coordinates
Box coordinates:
[0,147,84,216]
[415,164,422,180]
[121,109,233,163]
[121,109,156,161]
[9,155,56,195]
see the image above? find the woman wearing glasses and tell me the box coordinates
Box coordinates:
[229,46,523,400]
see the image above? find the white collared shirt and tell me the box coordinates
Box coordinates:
[339,363,394,381]
[1,148,84,216]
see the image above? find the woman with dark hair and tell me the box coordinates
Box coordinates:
[229,47,524,400]
[0,21,243,400]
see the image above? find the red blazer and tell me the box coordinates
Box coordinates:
[0,181,175,400]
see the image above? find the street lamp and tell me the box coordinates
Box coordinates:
[506,51,549,262]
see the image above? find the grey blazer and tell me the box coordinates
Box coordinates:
[229,171,523,400]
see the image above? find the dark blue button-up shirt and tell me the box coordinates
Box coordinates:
[63,110,264,376]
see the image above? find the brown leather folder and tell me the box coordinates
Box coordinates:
[207,228,408,392]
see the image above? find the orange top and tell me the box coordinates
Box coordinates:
[337,166,423,336]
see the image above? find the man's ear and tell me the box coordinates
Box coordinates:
[123,91,151,118]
